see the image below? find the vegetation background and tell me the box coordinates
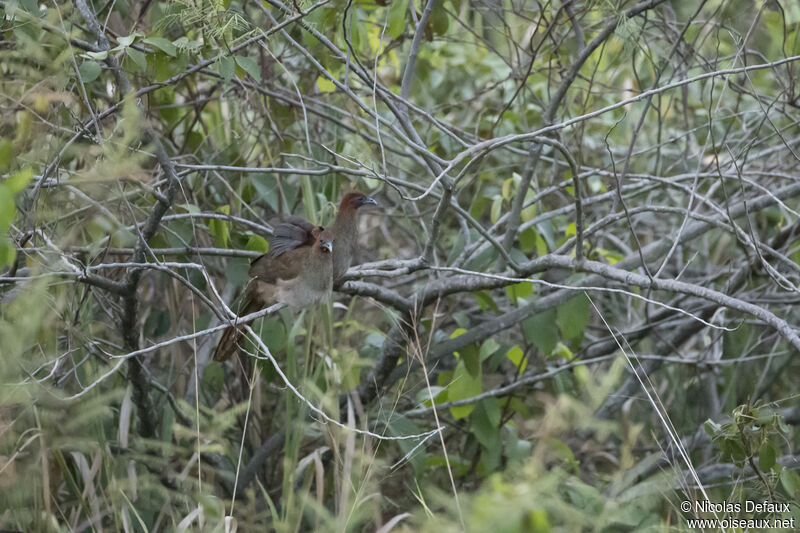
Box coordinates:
[1,0,800,530]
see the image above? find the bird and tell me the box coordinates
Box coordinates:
[328,191,378,284]
[256,190,377,283]
[270,191,378,279]
[212,222,334,362]
[267,215,320,258]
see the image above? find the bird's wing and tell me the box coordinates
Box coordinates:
[249,246,308,283]
[267,216,318,258]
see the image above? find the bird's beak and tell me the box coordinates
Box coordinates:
[360,196,378,207]
[320,240,333,253]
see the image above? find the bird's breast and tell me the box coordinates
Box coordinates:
[332,235,357,280]
[275,267,332,309]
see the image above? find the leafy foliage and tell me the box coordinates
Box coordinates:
[1,0,800,531]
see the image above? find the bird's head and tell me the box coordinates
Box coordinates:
[316,229,334,254]
[340,191,378,212]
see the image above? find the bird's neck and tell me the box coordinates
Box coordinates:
[304,249,333,289]
[330,207,359,282]
[332,208,359,240]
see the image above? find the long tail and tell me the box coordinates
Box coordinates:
[212,298,258,362]
[212,326,245,362]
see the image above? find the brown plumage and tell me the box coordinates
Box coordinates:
[329,191,377,284]
[212,224,334,362]
[267,216,319,258]
[212,192,376,362]
[258,191,377,283]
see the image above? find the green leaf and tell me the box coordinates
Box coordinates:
[177,203,201,214]
[537,221,555,251]
[143,37,177,57]
[0,139,13,170]
[506,346,527,373]
[349,11,366,51]
[78,61,101,83]
[528,510,550,532]
[448,360,481,419]
[501,178,514,200]
[470,398,501,449]
[246,234,270,253]
[483,396,501,426]
[704,418,721,437]
[721,438,746,466]
[473,290,498,312]
[519,227,538,254]
[479,338,500,361]
[83,50,108,61]
[450,328,467,340]
[553,342,574,361]
[417,385,446,406]
[461,344,480,377]
[573,365,591,385]
[208,205,231,247]
[785,3,800,25]
[218,56,235,81]
[234,55,261,80]
[0,185,16,231]
[490,197,502,223]
[258,317,287,352]
[117,34,138,47]
[565,479,604,513]
[16,0,38,15]
[535,231,548,256]
[126,48,147,71]
[505,282,532,304]
[522,308,557,355]
[781,468,800,497]
[503,424,532,464]
[173,37,202,53]
[386,414,426,473]
[6,168,32,193]
[429,1,449,35]
[595,247,623,265]
[387,0,408,39]
[0,236,16,267]
[557,294,590,340]
[759,441,776,472]
[316,76,336,93]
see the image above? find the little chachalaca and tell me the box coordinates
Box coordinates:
[251,191,376,284]
[212,222,334,362]
[328,191,377,284]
